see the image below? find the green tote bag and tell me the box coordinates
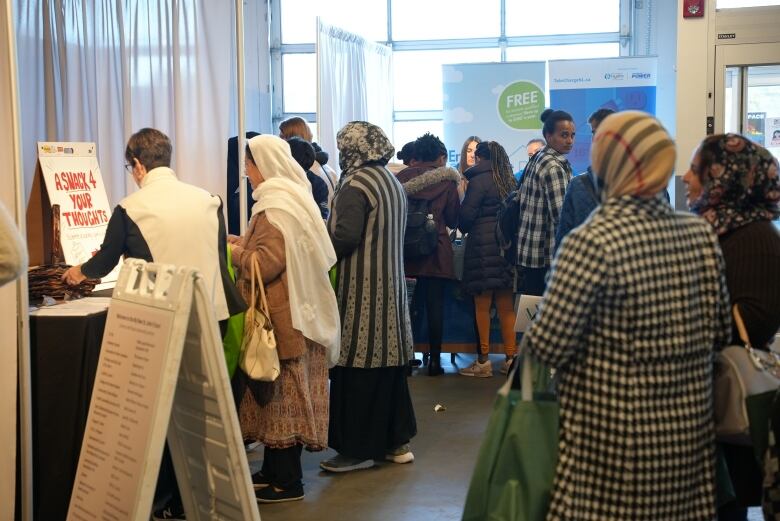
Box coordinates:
[462,354,559,521]
[222,245,244,378]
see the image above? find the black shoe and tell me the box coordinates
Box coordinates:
[252,471,272,490]
[255,484,304,504]
[152,503,186,520]
[427,355,444,376]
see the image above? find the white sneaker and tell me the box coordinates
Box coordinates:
[459,359,493,378]
[385,444,414,464]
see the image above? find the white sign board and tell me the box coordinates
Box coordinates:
[37,142,119,286]
[514,295,543,333]
[67,260,260,521]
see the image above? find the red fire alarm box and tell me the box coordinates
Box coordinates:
[683,0,705,18]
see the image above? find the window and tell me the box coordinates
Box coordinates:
[391,0,500,40]
[394,48,500,111]
[282,53,316,113]
[273,0,626,146]
[506,0,620,36]
[393,120,445,153]
[505,43,620,62]
[281,0,388,44]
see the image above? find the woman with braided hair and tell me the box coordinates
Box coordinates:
[457,141,518,377]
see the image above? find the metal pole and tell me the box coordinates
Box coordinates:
[237,0,247,235]
[316,16,321,145]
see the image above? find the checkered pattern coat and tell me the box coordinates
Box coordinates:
[516,146,572,268]
[524,195,731,521]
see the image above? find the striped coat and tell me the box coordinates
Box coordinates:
[328,164,413,368]
[524,195,731,521]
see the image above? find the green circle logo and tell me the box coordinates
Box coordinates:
[497,81,544,130]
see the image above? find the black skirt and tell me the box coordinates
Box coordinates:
[328,365,417,460]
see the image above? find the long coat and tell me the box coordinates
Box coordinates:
[396,163,461,279]
[231,211,305,360]
[525,195,731,521]
[328,164,414,369]
[458,160,514,294]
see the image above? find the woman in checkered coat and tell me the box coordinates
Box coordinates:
[522,111,731,521]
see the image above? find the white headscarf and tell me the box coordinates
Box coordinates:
[247,135,341,365]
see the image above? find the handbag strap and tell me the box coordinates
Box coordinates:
[732,304,751,348]
[251,254,271,316]
[500,351,535,402]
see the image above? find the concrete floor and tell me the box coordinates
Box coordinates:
[249,353,503,521]
[248,354,764,521]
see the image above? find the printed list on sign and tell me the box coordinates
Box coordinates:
[67,300,174,521]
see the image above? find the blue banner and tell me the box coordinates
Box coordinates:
[410,279,518,353]
[549,57,658,175]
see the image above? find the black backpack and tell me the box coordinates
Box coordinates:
[404,198,438,259]
[495,190,520,262]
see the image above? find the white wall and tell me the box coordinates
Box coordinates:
[675,0,711,200]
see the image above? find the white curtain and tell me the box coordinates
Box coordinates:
[15,0,236,207]
[317,19,394,173]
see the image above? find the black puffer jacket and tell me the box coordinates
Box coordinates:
[458,160,514,294]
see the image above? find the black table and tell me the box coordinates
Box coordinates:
[29,310,107,521]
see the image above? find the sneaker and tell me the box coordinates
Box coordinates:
[251,471,272,490]
[320,454,375,473]
[255,484,304,504]
[152,504,186,520]
[459,359,493,378]
[385,444,414,464]
[500,358,513,375]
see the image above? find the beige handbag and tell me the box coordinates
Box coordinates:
[239,255,280,381]
[714,305,780,444]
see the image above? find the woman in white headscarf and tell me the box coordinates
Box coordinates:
[229,134,340,503]
[521,111,731,520]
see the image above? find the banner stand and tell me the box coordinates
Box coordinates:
[66,260,260,521]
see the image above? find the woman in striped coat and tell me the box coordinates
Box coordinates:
[522,111,731,520]
[321,121,417,473]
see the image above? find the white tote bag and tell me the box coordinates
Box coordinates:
[239,255,280,381]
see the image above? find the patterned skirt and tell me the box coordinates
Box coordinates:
[239,340,329,450]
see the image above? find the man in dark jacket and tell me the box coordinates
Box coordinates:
[396,133,461,376]
[555,108,614,253]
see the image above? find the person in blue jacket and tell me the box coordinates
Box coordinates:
[555,108,614,253]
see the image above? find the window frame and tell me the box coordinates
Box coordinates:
[270,0,632,132]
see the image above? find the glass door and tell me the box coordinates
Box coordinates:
[715,43,780,161]
[715,43,780,232]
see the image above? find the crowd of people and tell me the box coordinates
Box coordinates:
[56,105,780,519]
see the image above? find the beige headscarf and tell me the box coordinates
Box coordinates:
[247,135,341,365]
[591,111,675,200]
